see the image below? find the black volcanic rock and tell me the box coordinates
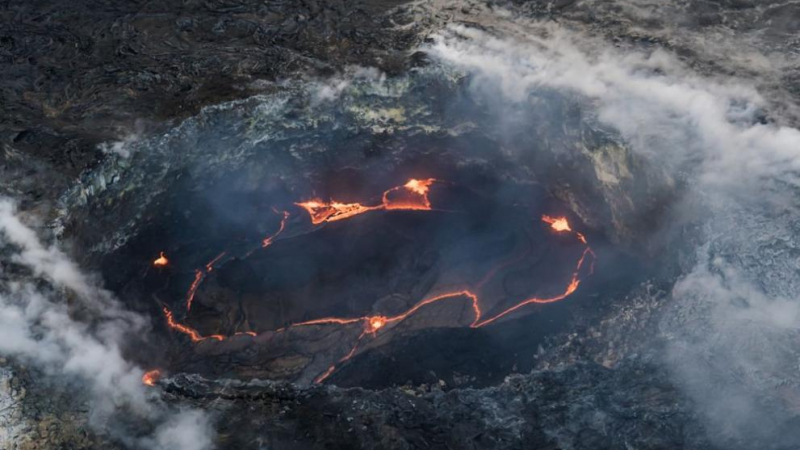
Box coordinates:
[3,0,800,449]
[0,0,419,204]
[162,357,709,450]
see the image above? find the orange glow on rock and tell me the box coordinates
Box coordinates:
[184,211,290,312]
[367,316,387,332]
[295,200,380,225]
[403,178,434,196]
[185,270,204,312]
[542,215,572,232]
[263,210,290,248]
[142,369,161,386]
[296,178,437,225]
[163,306,224,342]
[153,252,169,267]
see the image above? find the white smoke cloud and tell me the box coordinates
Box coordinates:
[309,66,388,104]
[98,133,140,159]
[426,10,800,447]
[0,199,215,449]
[146,409,215,450]
[0,200,97,300]
[428,21,800,195]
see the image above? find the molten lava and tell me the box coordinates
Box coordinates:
[295,200,380,225]
[367,316,387,333]
[382,178,436,210]
[205,252,226,273]
[157,179,597,385]
[142,369,161,386]
[163,306,224,342]
[314,331,369,383]
[184,210,289,311]
[185,270,204,311]
[403,178,434,196]
[296,178,436,225]
[153,252,169,267]
[186,253,225,311]
[542,215,572,232]
[314,366,337,384]
[263,210,290,248]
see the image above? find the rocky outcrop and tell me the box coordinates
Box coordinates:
[159,357,709,450]
[0,0,421,205]
[0,364,115,450]
[4,1,800,449]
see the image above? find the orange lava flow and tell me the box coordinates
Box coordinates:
[157,180,596,385]
[542,215,572,232]
[315,331,368,383]
[142,369,161,386]
[403,178,434,196]
[368,316,387,332]
[296,178,437,225]
[185,270,204,312]
[382,178,436,211]
[186,253,226,312]
[295,200,380,225]
[163,306,224,342]
[293,317,364,327]
[309,215,594,383]
[153,252,169,267]
[314,365,337,384]
[205,252,226,273]
[184,210,290,311]
[470,249,591,328]
[263,211,290,248]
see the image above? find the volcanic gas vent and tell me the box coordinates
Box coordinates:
[133,176,598,387]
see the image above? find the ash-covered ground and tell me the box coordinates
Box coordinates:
[3,0,800,449]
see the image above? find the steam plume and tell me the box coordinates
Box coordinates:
[0,199,214,449]
[427,12,800,447]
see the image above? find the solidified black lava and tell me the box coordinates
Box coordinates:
[7,1,799,449]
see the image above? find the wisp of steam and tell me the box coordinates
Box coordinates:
[0,199,214,450]
[426,11,800,448]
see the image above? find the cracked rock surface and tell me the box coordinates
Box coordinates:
[3,0,800,449]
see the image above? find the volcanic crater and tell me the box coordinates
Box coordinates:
[47,57,654,396]
[100,154,624,388]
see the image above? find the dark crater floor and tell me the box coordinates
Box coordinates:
[94,148,647,388]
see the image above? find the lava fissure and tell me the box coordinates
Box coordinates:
[263,210,290,248]
[205,252,227,273]
[185,209,289,312]
[315,331,369,384]
[185,270,203,312]
[163,306,224,342]
[185,251,227,311]
[296,178,437,225]
[150,178,596,386]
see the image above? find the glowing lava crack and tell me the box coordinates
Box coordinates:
[149,178,596,385]
[296,178,436,225]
